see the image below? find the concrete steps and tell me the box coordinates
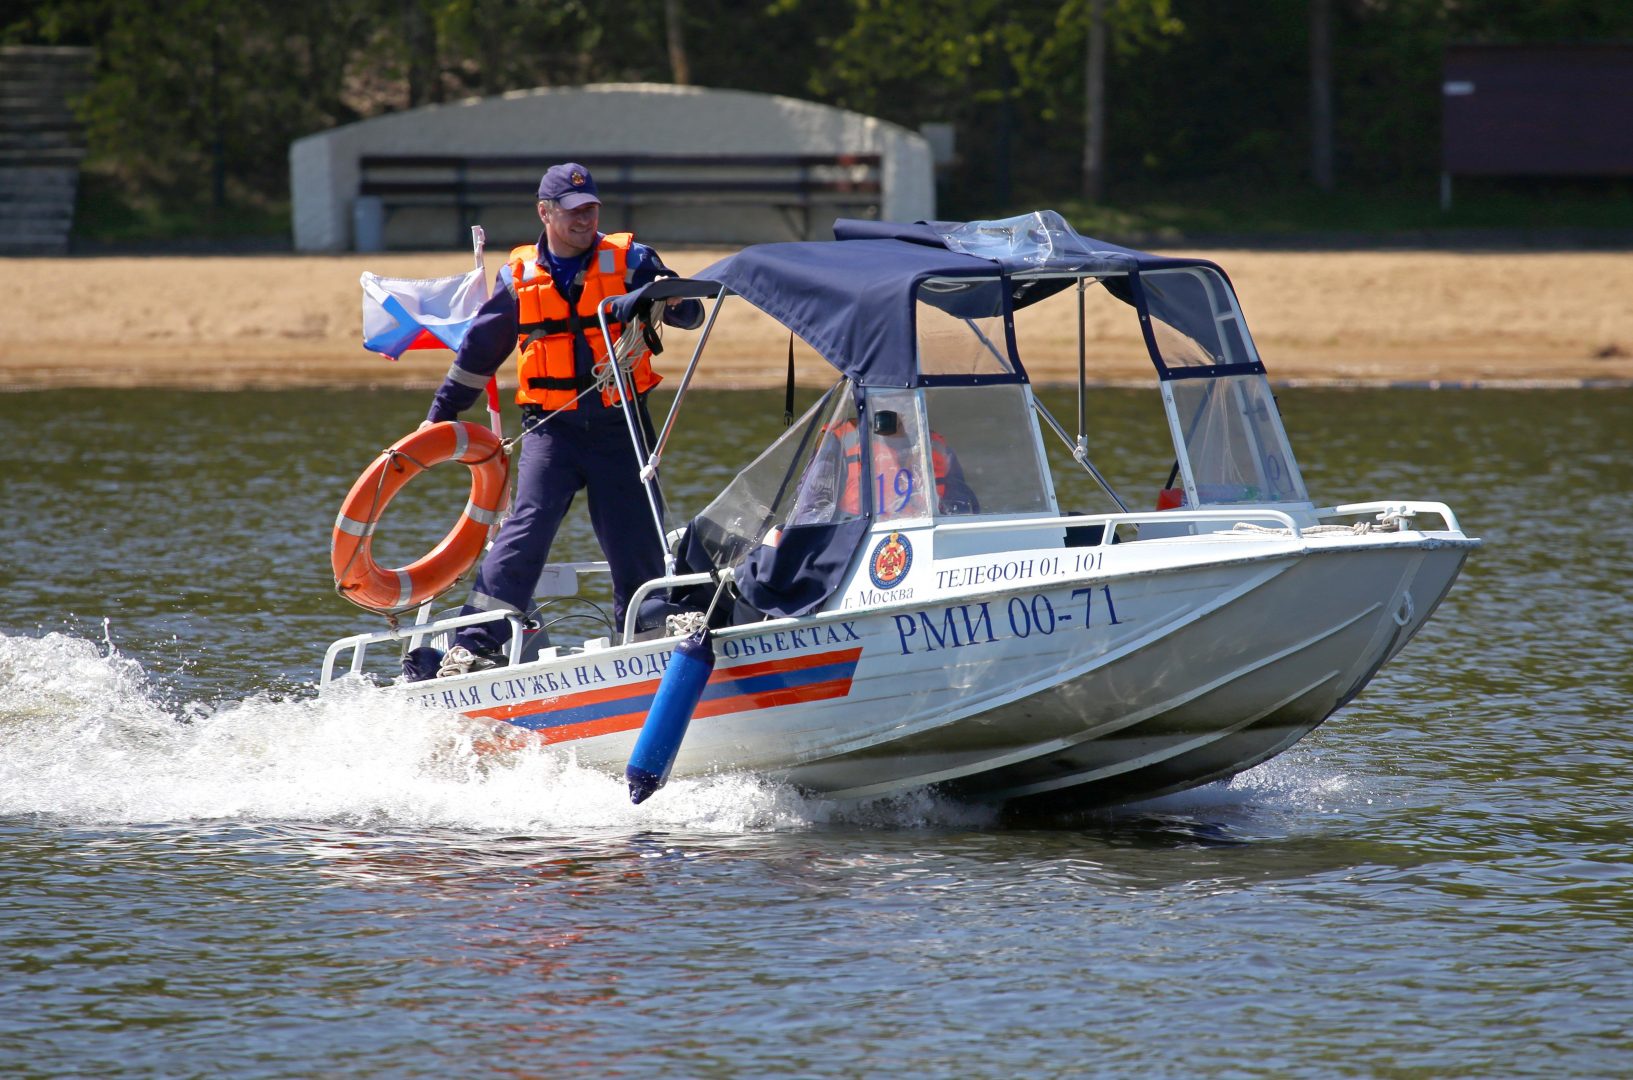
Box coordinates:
[0,45,94,255]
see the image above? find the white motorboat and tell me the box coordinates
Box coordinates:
[322,211,1478,811]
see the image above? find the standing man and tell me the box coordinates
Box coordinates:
[427,162,703,678]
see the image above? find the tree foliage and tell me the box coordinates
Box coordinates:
[5,0,1633,223]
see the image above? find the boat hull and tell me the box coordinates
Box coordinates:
[395,531,1472,810]
[778,539,1468,805]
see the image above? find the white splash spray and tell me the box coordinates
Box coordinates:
[0,632,995,833]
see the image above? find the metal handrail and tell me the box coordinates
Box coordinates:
[1322,500,1463,535]
[595,299,670,572]
[620,570,721,644]
[933,506,1305,544]
[321,609,525,687]
[644,292,729,484]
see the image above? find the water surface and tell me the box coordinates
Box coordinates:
[2,387,1630,1077]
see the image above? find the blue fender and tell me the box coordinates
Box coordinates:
[626,628,715,803]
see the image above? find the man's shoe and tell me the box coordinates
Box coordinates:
[437,645,501,679]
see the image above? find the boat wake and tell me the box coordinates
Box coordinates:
[1,631,1362,836]
[0,631,1000,833]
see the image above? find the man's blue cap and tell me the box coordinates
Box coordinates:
[537,162,600,208]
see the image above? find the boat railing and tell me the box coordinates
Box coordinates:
[321,503,1464,686]
[935,506,1306,544]
[1318,501,1463,535]
[321,609,526,688]
[620,570,727,645]
[323,562,726,685]
[935,502,1465,556]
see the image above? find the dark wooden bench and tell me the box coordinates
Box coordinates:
[357,152,883,246]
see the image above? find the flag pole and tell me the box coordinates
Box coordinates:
[471,226,503,439]
[469,225,511,532]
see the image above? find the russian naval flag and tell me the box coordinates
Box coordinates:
[360,265,488,359]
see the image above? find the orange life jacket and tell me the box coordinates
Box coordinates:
[830,420,952,516]
[507,232,660,410]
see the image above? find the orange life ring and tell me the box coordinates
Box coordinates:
[331,421,510,613]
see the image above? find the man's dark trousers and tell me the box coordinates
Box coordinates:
[453,403,664,653]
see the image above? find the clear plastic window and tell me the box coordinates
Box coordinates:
[1140,267,1257,372]
[922,385,1052,517]
[865,389,934,522]
[690,381,858,568]
[915,277,1016,377]
[1166,374,1307,504]
[786,385,867,528]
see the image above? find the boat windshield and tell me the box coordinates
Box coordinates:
[1140,266,1258,372]
[922,386,1052,517]
[685,381,858,569]
[1165,373,1309,505]
[785,383,1052,524]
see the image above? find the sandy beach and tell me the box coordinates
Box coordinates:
[3,247,1630,390]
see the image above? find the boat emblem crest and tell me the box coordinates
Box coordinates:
[868,531,913,589]
[570,170,586,186]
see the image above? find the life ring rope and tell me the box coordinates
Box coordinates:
[330,422,511,616]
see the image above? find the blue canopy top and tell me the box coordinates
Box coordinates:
[682,211,1217,388]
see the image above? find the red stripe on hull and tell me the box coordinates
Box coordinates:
[465,647,864,726]
[465,651,863,749]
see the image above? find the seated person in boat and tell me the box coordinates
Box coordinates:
[422,162,703,678]
[791,407,978,525]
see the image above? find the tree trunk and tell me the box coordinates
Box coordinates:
[666,0,691,85]
[1082,0,1106,203]
[1309,0,1334,191]
[404,1,441,107]
[210,20,226,210]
